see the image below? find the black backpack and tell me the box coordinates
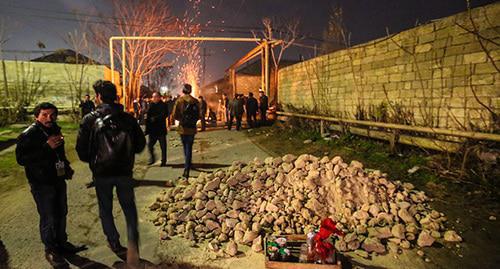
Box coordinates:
[90,112,134,175]
[180,102,199,128]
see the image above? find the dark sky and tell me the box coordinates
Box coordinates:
[0,0,496,85]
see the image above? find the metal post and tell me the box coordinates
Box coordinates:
[264,41,270,96]
[109,38,114,84]
[121,39,126,108]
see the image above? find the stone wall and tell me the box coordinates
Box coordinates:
[278,3,500,131]
[0,60,106,108]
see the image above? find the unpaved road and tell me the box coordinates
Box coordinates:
[1,128,498,269]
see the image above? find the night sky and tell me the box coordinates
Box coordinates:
[0,0,496,85]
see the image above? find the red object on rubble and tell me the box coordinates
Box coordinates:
[313,218,344,262]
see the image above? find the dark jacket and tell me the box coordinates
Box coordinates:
[200,99,207,116]
[172,94,201,135]
[76,103,146,177]
[16,122,72,185]
[246,96,258,115]
[230,98,244,117]
[145,101,168,136]
[79,100,95,116]
[259,94,268,111]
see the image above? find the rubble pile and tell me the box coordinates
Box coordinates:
[149,154,462,258]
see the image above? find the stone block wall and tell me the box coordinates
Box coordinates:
[0,60,106,108]
[279,3,500,131]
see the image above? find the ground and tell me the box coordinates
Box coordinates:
[0,123,499,269]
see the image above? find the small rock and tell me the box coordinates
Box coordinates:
[252,236,263,252]
[303,139,313,144]
[443,230,462,242]
[417,250,424,257]
[489,216,496,221]
[354,249,369,258]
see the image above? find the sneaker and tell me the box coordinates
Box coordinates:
[182,169,189,179]
[45,249,67,267]
[108,241,127,254]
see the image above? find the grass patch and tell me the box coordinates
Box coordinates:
[0,121,80,196]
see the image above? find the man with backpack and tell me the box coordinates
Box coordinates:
[76,80,146,268]
[172,84,200,179]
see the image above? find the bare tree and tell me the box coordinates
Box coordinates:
[254,17,301,102]
[320,4,345,55]
[87,0,184,108]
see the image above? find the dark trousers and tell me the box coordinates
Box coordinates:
[148,134,167,164]
[94,176,139,246]
[30,181,68,251]
[225,109,230,126]
[260,108,267,123]
[180,134,195,171]
[247,112,257,128]
[200,114,206,131]
[228,115,242,130]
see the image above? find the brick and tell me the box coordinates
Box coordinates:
[415,43,433,53]
[464,52,488,64]
[471,74,494,85]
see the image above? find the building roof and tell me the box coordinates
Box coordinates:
[31,49,100,65]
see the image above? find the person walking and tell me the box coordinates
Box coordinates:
[79,94,95,117]
[16,102,79,268]
[245,92,258,128]
[76,80,146,268]
[198,96,207,131]
[172,84,200,179]
[228,94,244,131]
[145,92,168,166]
[258,89,269,125]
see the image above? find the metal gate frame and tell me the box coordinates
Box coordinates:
[108,36,279,107]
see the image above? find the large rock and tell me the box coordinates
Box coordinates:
[362,238,386,254]
[203,178,221,192]
[225,240,238,256]
[417,230,435,247]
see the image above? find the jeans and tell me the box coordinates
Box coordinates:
[180,134,195,171]
[30,181,68,251]
[148,134,167,164]
[94,176,139,246]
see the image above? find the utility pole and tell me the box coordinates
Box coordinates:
[201,47,213,87]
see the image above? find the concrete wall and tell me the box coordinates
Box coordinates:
[278,3,500,131]
[0,60,106,108]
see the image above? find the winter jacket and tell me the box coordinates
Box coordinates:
[76,103,146,177]
[146,101,168,136]
[16,122,72,185]
[172,94,201,135]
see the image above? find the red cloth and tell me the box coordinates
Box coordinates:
[313,218,344,261]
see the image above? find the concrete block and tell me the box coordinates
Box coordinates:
[464,52,488,64]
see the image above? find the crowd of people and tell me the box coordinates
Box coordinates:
[15,81,204,269]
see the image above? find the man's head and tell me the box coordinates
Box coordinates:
[34,102,58,128]
[93,80,117,105]
[259,90,264,97]
[84,94,90,101]
[152,91,161,103]
[249,92,254,97]
[182,84,192,95]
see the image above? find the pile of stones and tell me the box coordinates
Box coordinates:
[149,154,462,258]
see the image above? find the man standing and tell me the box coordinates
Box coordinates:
[258,89,269,125]
[79,94,95,117]
[165,95,175,130]
[245,92,258,128]
[76,80,146,268]
[145,92,168,166]
[229,94,244,131]
[172,84,200,179]
[16,102,77,267]
[198,96,207,131]
[222,93,230,126]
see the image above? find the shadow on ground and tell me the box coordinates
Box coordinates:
[166,163,230,170]
[0,240,9,269]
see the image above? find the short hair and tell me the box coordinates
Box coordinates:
[182,84,192,94]
[34,102,58,117]
[249,92,254,97]
[93,80,117,104]
[198,96,204,99]
[85,94,90,97]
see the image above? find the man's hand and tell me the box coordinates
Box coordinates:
[47,135,64,149]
